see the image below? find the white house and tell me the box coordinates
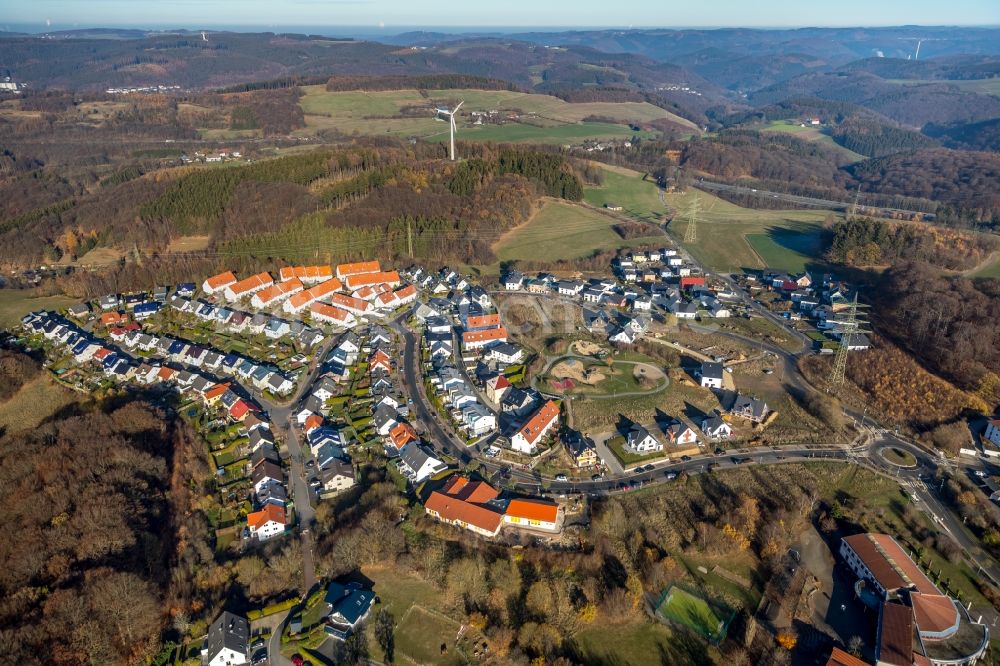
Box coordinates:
[698,361,725,389]
[203,612,248,666]
[701,414,733,440]
[509,400,560,454]
[246,504,286,541]
[625,424,662,454]
[398,443,449,483]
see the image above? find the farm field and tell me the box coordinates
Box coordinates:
[493,200,663,264]
[664,189,835,274]
[758,120,867,162]
[583,165,667,224]
[296,85,682,143]
[0,289,77,329]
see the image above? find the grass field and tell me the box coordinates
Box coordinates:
[584,165,667,224]
[0,290,77,329]
[493,200,663,263]
[664,189,835,274]
[746,227,829,274]
[572,620,701,665]
[364,568,473,665]
[656,586,730,644]
[759,120,867,162]
[0,374,78,435]
[296,85,685,144]
[969,254,1000,279]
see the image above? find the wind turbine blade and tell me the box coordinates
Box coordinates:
[454,100,464,112]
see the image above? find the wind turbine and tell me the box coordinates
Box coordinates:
[438,101,464,161]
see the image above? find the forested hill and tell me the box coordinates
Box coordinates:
[749,71,1000,129]
[0,141,585,275]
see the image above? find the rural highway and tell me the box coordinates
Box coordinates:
[695,180,936,221]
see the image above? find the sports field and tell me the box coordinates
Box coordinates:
[296,85,686,144]
[655,586,730,644]
[584,165,667,224]
[493,200,663,263]
[665,189,834,274]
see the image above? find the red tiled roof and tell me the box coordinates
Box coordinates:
[304,414,324,432]
[310,302,351,322]
[344,271,401,290]
[465,313,501,329]
[911,593,959,635]
[389,422,418,448]
[878,602,915,666]
[425,490,503,534]
[393,284,417,300]
[843,534,938,595]
[441,476,499,504]
[279,265,332,281]
[204,271,237,290]
[253,278,303,304]
[229,400,252,420]
[247,504,286,530]
[515,400,560,447]
[227,271,273,296]
[329,292,370,313]
[204,383,230,401]
[506,498,558,523]
[100,312,126,326]
[286,278,343,311]
[463,327,508,345]
[157,366,176,380]
[336,260,381,279]
[825,647,869,666]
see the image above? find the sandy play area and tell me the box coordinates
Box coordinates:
[571,340,607,357]
[550,358,607,385]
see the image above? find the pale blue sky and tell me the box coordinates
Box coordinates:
[6,0,999,31]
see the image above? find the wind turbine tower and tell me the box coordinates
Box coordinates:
[437,101,464,161]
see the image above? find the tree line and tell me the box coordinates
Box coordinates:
[827,217,998,270]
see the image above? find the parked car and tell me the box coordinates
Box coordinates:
[555,474,568,481]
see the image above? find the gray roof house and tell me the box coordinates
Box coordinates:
[203,611,248,666]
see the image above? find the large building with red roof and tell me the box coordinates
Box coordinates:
[424,476,504,537]
[839,533,988,666]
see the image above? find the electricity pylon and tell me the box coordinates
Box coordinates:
[830,293,869,386]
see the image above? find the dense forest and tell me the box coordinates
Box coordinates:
[829,119,938,158]
[0,401,177,664]
[870,262,1000,404]
[0,348,41,402]
[826,218,998,270]
[680,130,852,187]
[849,149,1000,225]
[924,118,1000,153]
